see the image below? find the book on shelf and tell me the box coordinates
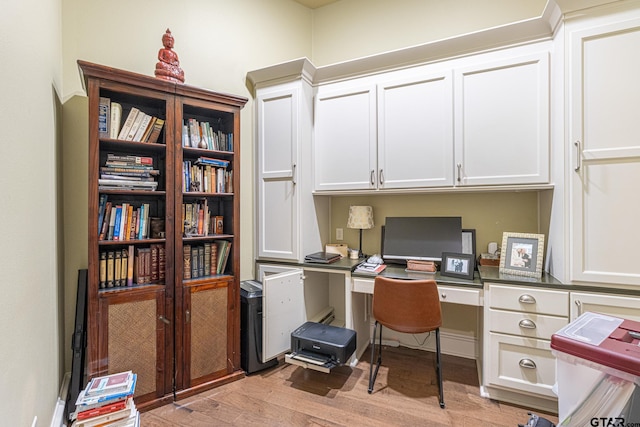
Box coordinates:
[158,245,165,281]
[198,245,204,277]
[110,102,122,139]
[112,206,123,240]
[216,241,232,274]
[150,244,159,282]
[132,113,153,142]
[107,154,153,165]
[191,245,199,278]
[99,201,112,240]
[204,243,211,276]
[146,118,164,144]
[114,250,122,286]
[117,107,140,140]
[99,252,107,289]
[127,245,134,286]
[183,244,191,279]
[97,194,108,234]
[210,242,218,274]
[139,116,156,143]
[124,111,146,141]
[98,179,158,191]
[106,251,115,288]
[120,249,128,286]
[98,97,110,138]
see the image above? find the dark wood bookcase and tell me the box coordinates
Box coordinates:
[79,60,247,411]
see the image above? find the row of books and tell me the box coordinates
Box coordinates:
[182,117,233,151]
[182,200,224,237]
[71,370,139,427]
[99,244,165,289]
[100,153,159,191]
[183,158,231,193]
[183,241,231,279]
[98,197,153,241]
[99,97,164,144]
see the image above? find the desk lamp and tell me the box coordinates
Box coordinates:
[347,205,374,259]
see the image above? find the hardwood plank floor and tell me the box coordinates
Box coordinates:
[140,346,558,426]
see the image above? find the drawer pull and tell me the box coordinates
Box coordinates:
[518,319,536,329]
[519,358,537,369]
[518,294,536,304]
[441,292,447,300]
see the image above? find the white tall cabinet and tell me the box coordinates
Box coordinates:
[567,5,640,286]
[251,65,329,262]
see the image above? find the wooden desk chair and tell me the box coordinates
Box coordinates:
[367,276,445,408]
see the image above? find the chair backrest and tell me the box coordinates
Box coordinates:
[372,276,442,334]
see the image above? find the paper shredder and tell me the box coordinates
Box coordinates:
[240,280,278,374]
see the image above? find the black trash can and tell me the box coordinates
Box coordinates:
[240,280,278,374]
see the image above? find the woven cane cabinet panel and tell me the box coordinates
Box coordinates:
[80,60,247,411]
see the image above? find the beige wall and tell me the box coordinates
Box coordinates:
[0,0,62,425]
[311,0,547,66]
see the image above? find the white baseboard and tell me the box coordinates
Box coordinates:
[375,328,478,359]
[51,372,71,427]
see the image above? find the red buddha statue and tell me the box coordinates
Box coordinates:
[155,29,185,83]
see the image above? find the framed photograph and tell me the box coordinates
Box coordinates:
[441,252,475,280]
[499,232,545,278]
[462,229,476,256]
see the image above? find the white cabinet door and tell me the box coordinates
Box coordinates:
[256,87,299,260]
[570,292,640,322]
[377,72,454,189]
[568,16,640,286]
[262,269,305,362]
[314,84,377,191]
[454,52,549,186]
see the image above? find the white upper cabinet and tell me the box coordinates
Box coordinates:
[568,10,640,286]
[453,52,550,186]
[314,84,377,191]
[377,71,454,189]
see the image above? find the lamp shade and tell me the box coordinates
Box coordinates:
[347,206,374,230]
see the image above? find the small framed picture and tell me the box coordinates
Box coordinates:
[499,232,545,278]
[462,229,476,256]
[441,252,475,280]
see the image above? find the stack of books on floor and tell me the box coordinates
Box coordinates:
[70,370,139,427]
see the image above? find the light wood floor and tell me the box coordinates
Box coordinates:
[140,346,558,426]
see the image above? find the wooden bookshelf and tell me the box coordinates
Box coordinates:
[79,60,247,411]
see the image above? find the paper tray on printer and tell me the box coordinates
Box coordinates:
[285,350,337,373]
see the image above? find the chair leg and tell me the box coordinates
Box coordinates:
[435,328,445,408]
[368,321,383,394]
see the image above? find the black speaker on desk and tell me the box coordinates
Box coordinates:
[240,280,278,374]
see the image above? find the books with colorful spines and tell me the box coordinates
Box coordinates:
[75,395,131,420]
[117,108,140,140]
[98,97,110,138]
[73,395,136,427]
[195,157,229,168]
[110,102,122,139]
[107,206,117,240]
[112,206,122,241]
[146,118,165,144]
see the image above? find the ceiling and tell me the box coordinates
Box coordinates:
[293,0,340,8]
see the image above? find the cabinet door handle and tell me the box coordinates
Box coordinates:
[370,170,376,186]
[292,163,297,185]
[185,309,191,324]
[158,315,171,325]
[518,319,536,329]
[379,169,384,185]
[457,163,462,183]
[518,294,536,304]
[575,299,582,317]
[519,358,537,369]
[574,140,581,172]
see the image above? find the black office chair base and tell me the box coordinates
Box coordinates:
[368,321,445,408]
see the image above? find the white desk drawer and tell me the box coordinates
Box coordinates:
[487,332,556,398]
[488,308,568,339]
[352,278,374,294]
[488,283,568,316]
[352,278,481,306]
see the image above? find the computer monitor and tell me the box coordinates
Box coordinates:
[382,216,462,263]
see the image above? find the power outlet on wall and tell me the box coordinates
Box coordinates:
[336,228,343,240]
